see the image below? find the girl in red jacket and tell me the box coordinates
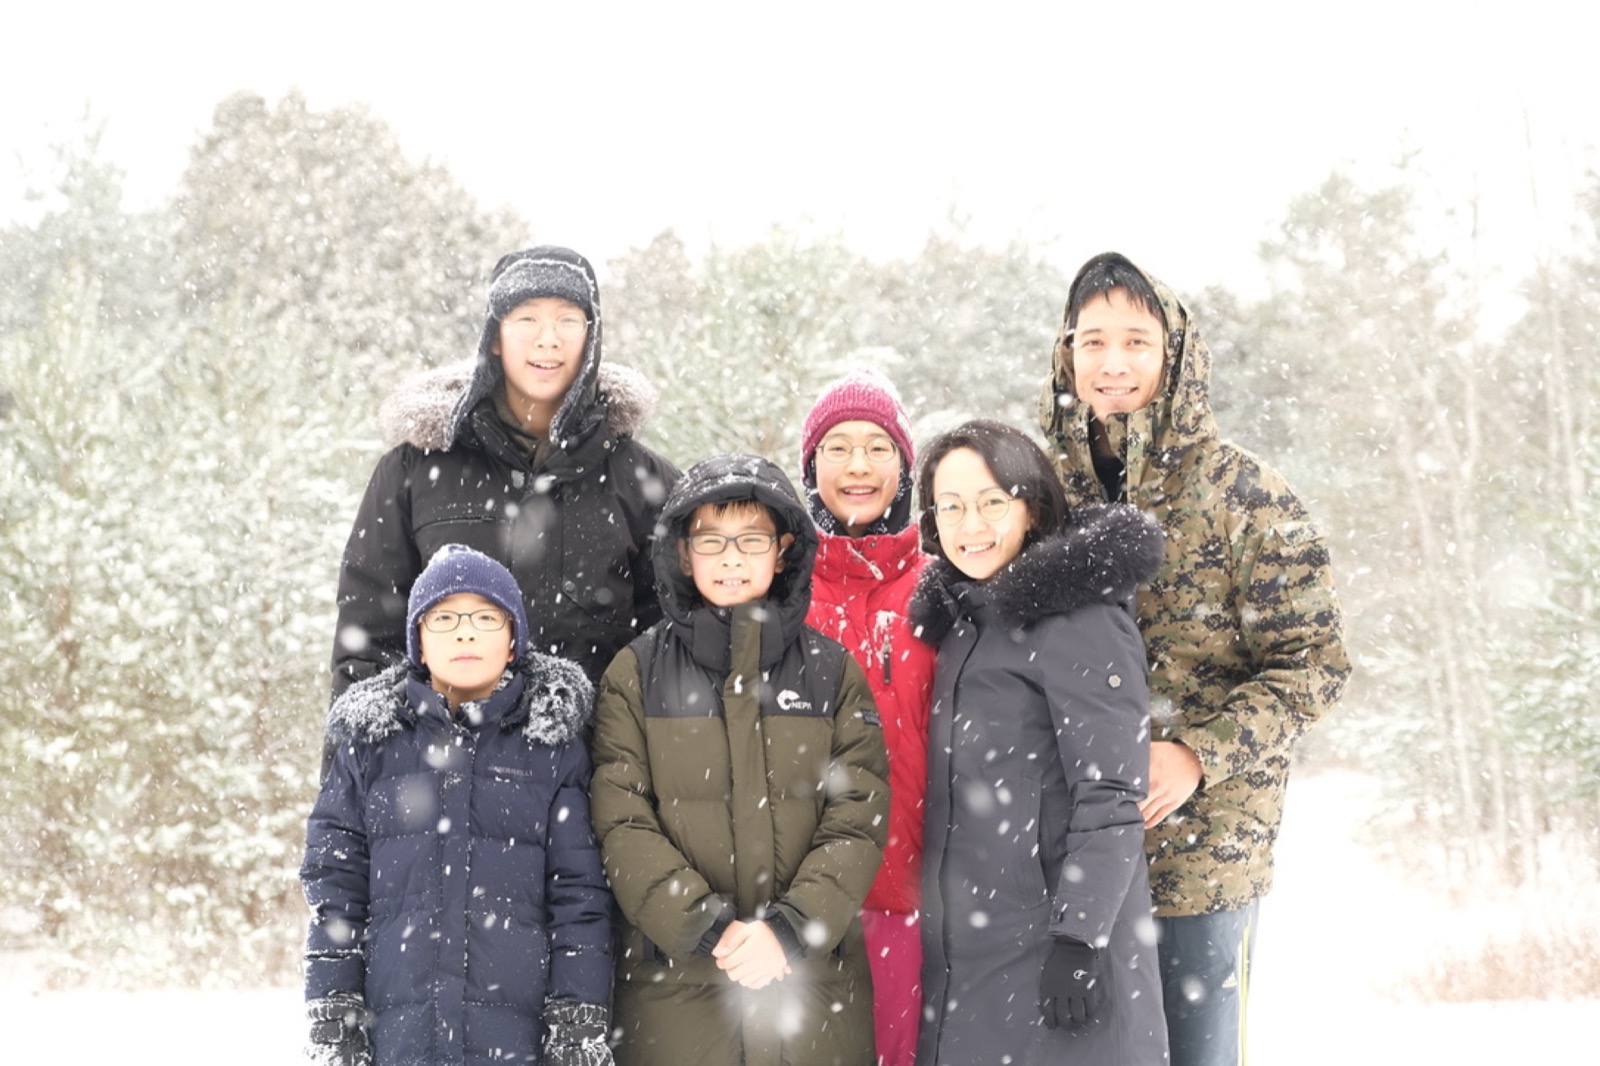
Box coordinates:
[800,368,936,1066]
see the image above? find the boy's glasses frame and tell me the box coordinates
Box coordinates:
[686,532,780,556]
[422,609,510,633]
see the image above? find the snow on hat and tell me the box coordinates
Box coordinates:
[406,544,529,668]
[484,249,596,323]
[800,366,915,477]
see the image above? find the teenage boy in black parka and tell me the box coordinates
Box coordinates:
[329,246,679,775]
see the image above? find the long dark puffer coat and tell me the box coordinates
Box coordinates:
[910,504,1169,1066]
[331,246,680,709]
[589,454,889,1066]
[303,653,612,1066]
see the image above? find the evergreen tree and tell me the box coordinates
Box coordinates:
[607,229,870,472]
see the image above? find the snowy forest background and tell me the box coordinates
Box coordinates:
[2,91,1597,1000]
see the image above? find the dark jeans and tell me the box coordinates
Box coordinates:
[1156,902,1259,1066]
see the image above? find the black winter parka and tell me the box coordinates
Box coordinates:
[331,247,679,711]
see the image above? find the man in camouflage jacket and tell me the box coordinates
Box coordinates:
[1039,252,1350,1066]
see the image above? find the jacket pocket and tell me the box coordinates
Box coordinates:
[1013,770,1050,904]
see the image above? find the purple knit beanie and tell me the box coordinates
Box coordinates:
[799,367,916,478]
[406,544,529,668]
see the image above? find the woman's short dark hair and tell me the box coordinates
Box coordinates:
[1066,251,1167,333]
[916,420,1071,555]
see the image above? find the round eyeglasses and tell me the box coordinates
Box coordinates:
[817,437,900,465]
[505,312,589,340]
[931,490,1014,526]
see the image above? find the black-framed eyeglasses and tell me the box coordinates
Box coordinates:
[931,490,1014,526]
[817,436,899,465]
[686,532,780,556]
[422,609,509,633]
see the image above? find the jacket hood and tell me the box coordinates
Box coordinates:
[325,650,595,749]
[1038,253,1219,487]
[652,453,818,628]
[450,246,605,448]
[378,358,658,452]
[909,503,1164,645]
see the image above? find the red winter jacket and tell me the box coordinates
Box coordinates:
[807,523,935,914]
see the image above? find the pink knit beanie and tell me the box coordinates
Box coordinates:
[800,367,915,473]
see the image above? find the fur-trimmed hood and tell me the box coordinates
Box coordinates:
[910,503,1164,645]
[326,650,595,749]
[377,358,659,452]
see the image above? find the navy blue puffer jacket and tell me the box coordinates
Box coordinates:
[303,652,611,1066]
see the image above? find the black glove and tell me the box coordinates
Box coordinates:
[1039,937,1107,1031]
[542,1000,613,1066]
[306,992,373,1066]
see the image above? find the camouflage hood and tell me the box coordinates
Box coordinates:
[1038,254,1220,507]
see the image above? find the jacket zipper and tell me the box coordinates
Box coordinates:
[851,543,892,685]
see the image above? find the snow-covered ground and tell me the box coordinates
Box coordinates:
[3,771,1594,1063]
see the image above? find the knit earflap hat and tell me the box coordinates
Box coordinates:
[406,544,529,668]
[476,248,596,369]
[462,245,605,446]
[799,366,916,476]
[483,248,596,325]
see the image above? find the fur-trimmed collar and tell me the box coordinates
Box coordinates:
[326,651,595,749]
[909,503,1164,645]
[377,359,658,452]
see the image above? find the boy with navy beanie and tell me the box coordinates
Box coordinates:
[302,544,615,1066]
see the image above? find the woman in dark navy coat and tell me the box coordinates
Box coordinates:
[910,421,1168,1066]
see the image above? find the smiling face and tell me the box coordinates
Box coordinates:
[1071,289,1167,420]
[493,296,589,436]
[930,447,1032,582]
[678,501,794,608]
[813,420,902,536]
[417,592,515,705]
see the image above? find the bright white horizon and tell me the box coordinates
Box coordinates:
[4,3,1596,316]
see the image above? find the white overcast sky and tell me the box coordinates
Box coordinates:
[3,1,1596,314]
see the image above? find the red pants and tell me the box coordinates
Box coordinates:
[861,908,921,1066]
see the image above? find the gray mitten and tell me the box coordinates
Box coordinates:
[306,992,373,1066]
[541,1000,613,1066]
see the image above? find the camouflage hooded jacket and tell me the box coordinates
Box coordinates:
[1038,258,1351,916]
